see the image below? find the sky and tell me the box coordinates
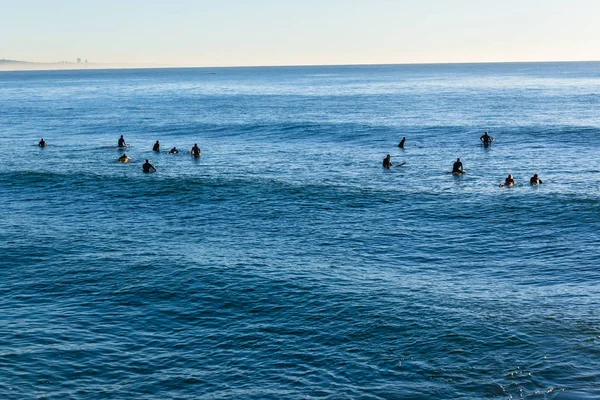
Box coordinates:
[1,0,599,67]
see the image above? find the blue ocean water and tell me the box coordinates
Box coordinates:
[0,62,599,399]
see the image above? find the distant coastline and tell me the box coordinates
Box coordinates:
[1,58,598,72]
[0,58,86,71]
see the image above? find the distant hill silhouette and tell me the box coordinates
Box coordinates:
[0,59,176,71]
[0,59,31,64]
[1,59,75,64]
[0,59,83,71]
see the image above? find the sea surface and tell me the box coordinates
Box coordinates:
[0,62,599,399]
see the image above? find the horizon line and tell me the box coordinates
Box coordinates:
[1,58,599,73]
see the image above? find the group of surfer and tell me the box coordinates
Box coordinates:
[498,173,543,187]
[39,135,201,173]
[39,132,544,183]
[115,135,202,172]
[385,132,543,187]
[151,139,193,155]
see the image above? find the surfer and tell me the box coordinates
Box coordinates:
[191,143,201,157]
[153,140,160,152]
[118,135,127,148]
[142,159,157,173]
[398,137,406,148]
[38,138,47,147]
[168,147,179,154]
[480,131,494,146]
[500,174,515,187]
[529,174,543,185]
[452,158,464,173]
[383,154,392,169]
[118,153,131,163]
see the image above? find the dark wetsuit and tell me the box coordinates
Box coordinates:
[39,140,47,147]
[452,161,463,173]
[118,138,126,147]
[383,157,392,169]
[398,138,406,148]
[169,148,179,154]
[480,134,492,145]
[530,177,542,185]
[153,142,160,152]
[142,162,156,173]
[191,146,201,156]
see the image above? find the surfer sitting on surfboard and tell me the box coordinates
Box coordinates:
[153,140,160,152]
[39,138,47,147]
[191,143,201,157]
[142,159,157,173]
[383,154,392,169]
[118,135,127,148]
[452,158,464,173]
[530,174,543,185]
[500,174,515,187]
[480,131,494,146]
[398,137,406,148]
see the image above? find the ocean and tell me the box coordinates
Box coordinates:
[0,62,599,399]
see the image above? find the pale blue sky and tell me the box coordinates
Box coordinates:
[1,0,598,66]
